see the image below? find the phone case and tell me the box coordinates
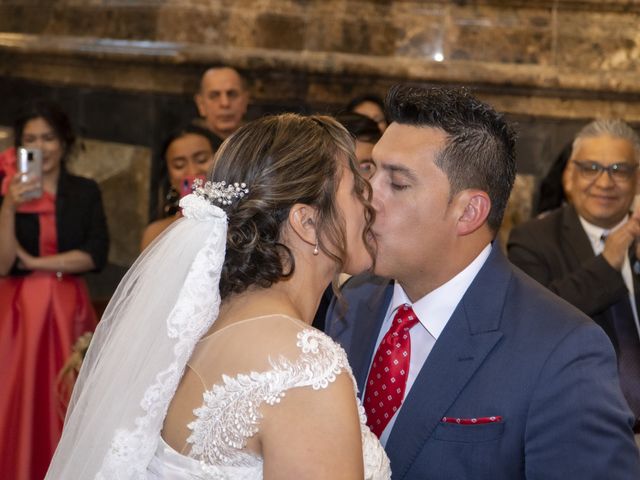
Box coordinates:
[180,175,206,198]
[17,147,43,200]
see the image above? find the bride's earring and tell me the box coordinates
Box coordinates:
[313,240,319,256]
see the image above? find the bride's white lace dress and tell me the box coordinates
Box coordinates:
[146,315,391,479]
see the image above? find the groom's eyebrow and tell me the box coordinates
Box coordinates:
[381,163,419,182]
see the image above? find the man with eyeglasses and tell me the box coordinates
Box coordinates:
[508,119,640,439]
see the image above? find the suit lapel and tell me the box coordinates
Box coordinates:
[385,247,509,480]
[561,204,596,264]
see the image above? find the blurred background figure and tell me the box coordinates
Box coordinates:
[334,111,381,171]
[0,100,109,480]
[532,141,573,217]
[194,66,250,143]
[346,93,388,133]
[141,124,219,250]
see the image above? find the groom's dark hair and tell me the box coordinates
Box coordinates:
[386,85,517,233]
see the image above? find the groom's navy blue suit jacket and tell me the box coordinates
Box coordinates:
[327,246,640,480]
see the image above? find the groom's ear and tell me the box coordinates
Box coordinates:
[288,203,318,246]
[454,189,491,236]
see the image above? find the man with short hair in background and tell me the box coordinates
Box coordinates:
[194,66,249,142]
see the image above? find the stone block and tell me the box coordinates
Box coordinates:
[555,8,640,72]
[446,4,553,65]
[66,138,150,268]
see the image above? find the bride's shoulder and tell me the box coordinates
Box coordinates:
[242,315,349,366]
[204,314,345,360]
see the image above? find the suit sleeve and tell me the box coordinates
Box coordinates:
[524,322,640,479]
[507,225,626,317]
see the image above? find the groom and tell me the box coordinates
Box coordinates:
[326,85,640,479]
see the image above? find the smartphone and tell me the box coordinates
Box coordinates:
[16,147,43,200]
[180,175,205,198]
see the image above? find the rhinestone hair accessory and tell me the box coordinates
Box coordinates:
[192,178,249,206]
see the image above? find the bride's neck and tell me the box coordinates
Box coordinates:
[219,263,333,327]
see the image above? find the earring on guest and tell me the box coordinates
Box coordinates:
[313,240,319,256]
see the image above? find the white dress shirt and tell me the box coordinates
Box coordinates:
[367,243,492,446]
[578,215,640,341]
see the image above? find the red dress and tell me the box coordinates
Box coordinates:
[0,190,97,480]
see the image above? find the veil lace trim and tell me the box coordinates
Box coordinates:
[45,192,391,480]
[94,194,228,479]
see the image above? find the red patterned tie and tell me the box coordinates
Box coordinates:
[364,304,419,438]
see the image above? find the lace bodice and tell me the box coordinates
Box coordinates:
[149,320,390,479]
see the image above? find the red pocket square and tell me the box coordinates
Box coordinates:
[441,416,502,425]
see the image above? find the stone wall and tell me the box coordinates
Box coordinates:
[1,0,639,295]
[2,1,640,114]
[2,1,638,170]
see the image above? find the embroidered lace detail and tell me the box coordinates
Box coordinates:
[186,329,348,465]
[361,414,392,480]
[184,328,391,479]
[96,196,228,479]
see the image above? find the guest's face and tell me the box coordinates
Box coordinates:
[369,123,457,286]
[195,68,249,139]
[355,139,375,169]
[333,157,373,275]
[21,117,64,177]
[166,133,215,193]
[353,101,387,133]
[568,134,638,229]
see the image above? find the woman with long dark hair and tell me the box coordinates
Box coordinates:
[141,124,219,250]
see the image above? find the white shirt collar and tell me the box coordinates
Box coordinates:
[390,243,492,340]
[578,214,628,253]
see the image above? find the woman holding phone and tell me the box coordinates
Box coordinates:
[0,100,109,480]
[141,124,219,250]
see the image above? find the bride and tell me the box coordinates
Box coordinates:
[46,113,391,479]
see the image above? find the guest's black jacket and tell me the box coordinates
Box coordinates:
[507,204,632,354]
[0,169,109,276]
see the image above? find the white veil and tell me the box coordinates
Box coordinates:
[46,193,228,479]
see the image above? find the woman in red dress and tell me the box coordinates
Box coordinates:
[0,100,109,480]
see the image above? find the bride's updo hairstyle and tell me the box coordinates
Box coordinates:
[210,113,374,300]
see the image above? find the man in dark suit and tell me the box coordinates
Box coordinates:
[326,86,640,479]
[508,119,640,435]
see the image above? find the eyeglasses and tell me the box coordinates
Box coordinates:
[572,160,638,183]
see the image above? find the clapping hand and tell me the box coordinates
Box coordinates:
[602,213,640,271]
